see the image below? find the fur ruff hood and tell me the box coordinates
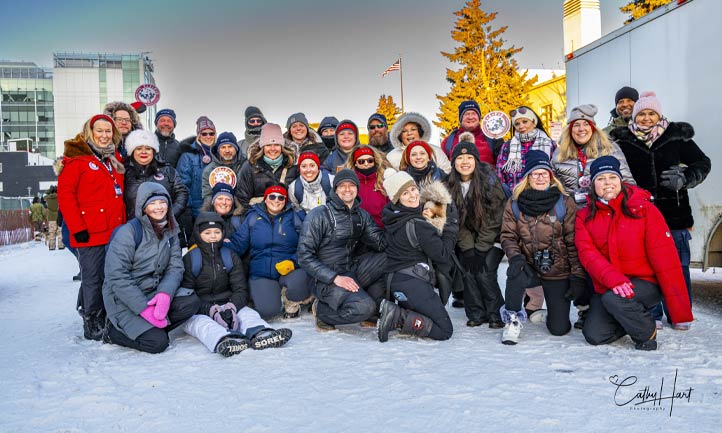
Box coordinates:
[420,181,452,234]
[103,101,143,132]
[390,112,432,150]
[57,134,94,175]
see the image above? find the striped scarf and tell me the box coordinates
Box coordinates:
[629,116,669,148]
[501,129,554,175]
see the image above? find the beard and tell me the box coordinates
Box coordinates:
[368,133,388,147]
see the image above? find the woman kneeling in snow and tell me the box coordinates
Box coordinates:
[182,212,292,357]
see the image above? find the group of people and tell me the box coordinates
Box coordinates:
[54,86,709,356]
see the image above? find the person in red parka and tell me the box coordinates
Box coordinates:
[58,114,127,341]
[344,146,390,228]
[440,100,499,165]
[575,156,692,351]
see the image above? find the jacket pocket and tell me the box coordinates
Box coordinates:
[80,202,109,234]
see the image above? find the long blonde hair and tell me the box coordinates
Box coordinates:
[555,126,615,162]
[81,118,122,147]
[512,172,568,200]
[344,145,389,195]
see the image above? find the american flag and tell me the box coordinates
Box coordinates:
[382,59,400,77]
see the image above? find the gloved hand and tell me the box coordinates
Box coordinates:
[140,306,168,328]
[475,249,487,270]
[460,249,482,274]
[506,255,527,279]
[220,302,239,331]
[209,304,233,329]
[611,281,635,298]
[73,230,90,243]
[660,166,686,192]
[147,292,171,320]
[275,260,295,276]
[565,275,588,301]
[506,255,531,294]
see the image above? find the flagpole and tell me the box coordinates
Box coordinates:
[399,55,405,113]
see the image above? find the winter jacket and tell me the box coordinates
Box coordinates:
[551,139,635,207]
[297,193,385,285]
[123,159,188,221]
[386,112,452,174]
[454,165,506,253]
[285,129,329,163]
[102,182,187,340]
[181,212,248,314]
[288,170,335,213]
[45,192,59,222]
[155,130,181,168]
[500,192,584,279]
[57,134,126,248]
[405,161,447,189]
[496,134,556,193]
[441,126,499,165]
[575,185,692,324]
[176,137,213,217]
[356,170,389,228]
[602,109,629,135]
[200,141,247,201]
[29,202,46,223]
[610,122,711,230]
[199,197,245,240]
[234,157,298,209]
[322,147,352,174]
[238,130,261,159]
[228,202,302,280]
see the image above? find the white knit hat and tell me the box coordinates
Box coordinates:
[382,168,417,204]
[126,130,159,156]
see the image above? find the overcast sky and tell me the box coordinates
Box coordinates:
[1,0,628,141]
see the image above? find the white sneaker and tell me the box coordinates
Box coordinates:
[502,313,523,345]
[528,309,547,324]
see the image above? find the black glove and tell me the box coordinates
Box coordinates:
[460,249,483,274]
[565,275,588,301]
[73,230,90,243]
[506,255,527,279]
[660,166,686,192]
[505,255,531,294]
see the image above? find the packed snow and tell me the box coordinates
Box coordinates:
[1,241,721,433]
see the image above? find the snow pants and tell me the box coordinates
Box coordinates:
[463,246,504,322]
[390,273,453,341]
[76,245,107,316]
[249,269,311,319]
[505,278,572,336]
[184,307,269,352]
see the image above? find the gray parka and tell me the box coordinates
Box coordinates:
[102,182,190,340]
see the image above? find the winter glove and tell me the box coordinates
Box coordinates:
[660,165,686,192]
[475,249,487,271]
[565,275,588,301]
[611,281,635,298]
[506,255,527,280]
[460,249,482,274]
[209,304,238,330]
[73,230,90,243]
[140,306,168,328]
[506,255,532,294]
[220,302,240,331]
[147,292,171,320]
[275,260,295,276]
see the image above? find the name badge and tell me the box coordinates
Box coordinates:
[114,184,123,197]
[574,191,587,203]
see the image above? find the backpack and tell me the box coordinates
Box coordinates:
[108,217,177,252]
[230,215,243,233]
[187,245,234,278]
[511,195,566,222]
[294,171,332,205]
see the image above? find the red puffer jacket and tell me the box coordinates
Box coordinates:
[355,170,389,229]
[58,134,126,248]
[575,185,692,324]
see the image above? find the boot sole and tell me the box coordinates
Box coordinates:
[501,340,518,345]
[312,301,336,331]
[252,328,292,350]
[217,339,249,357]
[377,300,395,343]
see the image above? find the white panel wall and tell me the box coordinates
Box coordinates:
[105,69,124,103]
[53,68,100,157]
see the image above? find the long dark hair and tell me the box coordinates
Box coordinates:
[586,183,641,222]
[448,159,499,229]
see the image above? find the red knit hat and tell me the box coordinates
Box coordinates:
[264,184,287,200]
[336,121,358,137]
[353,146,374,162]
[404,141,433,165]
[298,151,320,168]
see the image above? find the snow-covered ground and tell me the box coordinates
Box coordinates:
[1,242,721,433]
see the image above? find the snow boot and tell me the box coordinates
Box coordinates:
[82,311,105,341]
[527,309,547,324]
[250,328,292,350]
[574,304,589,330]
[312,299,335,331]
[400,310,433,339]
[377,299,402,342]
[500,306,527,345]
[216,335,250,357]
[281,287,301,319]
[634,329,657,351]
[451,291,464,308]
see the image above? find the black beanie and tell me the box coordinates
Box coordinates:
[451,133,480,163]
[244,106,267,130]
[615,86,639,104]
[333,169,360,190]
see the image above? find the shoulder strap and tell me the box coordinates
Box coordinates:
[279,167,288,184]
[129,218,143,248]
[190,247,202,277]
[247,213,260,231]
[552,195,566,222]
[511,200,521,221]
[294,180,304,204]
[405,219,420,250]
[230,215,242,232]
[444,129,458,156]
[220,246,234,272]
[320,171,332,195]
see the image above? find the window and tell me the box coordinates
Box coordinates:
[0,163,3,173]
[0,182,3,192]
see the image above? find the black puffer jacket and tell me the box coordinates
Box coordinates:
[610,122,711,230]
[234,157,298,210]
[123,159,188,221]
[155,130,181,168]
[180,212,248,315]
[297,193,385,284]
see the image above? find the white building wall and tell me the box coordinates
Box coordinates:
[105,69,124,104]
[53,68,100,157]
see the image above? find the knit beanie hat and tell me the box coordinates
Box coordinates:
[215,132,239,151]
[298,151,320,168]
[367,113,387,127]
[126,129,160,156]
[590,155,622,183]
[317,116,339,135]
[143,194,168,210]
[245,106,266,126]
[522,150,553,178]
[632,91,662,120]
[567,104,598,127]
[154,108,177,126]
[451,132,480,163]
[615,86,639,104]
[404,141,433,165]
[196,116,216,134]
[510,106,537,126]
[264,184,287,200]
[211,183,234,203]
[259,123,284,147]
[286,112,310,130]
[458,100,481,123]
[197,212,224,234]
[333,168,360,190]
[383,168,417,205]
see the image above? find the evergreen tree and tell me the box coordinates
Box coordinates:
[435,0,536,135]
[376,94,402,128]
[621,0,673,24]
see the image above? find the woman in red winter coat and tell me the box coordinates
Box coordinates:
[344,146,390,228]
[58,114,127,341]
[575,156,692,351]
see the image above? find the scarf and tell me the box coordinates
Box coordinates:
[88,139,125,174]
[263,154,284,171]
[501,129,553,175]
[517,187,561,217]
[357,165,377,177]
[407,163,432,185]
[629,116,669,148]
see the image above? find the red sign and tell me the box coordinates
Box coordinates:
[135,84,161,106]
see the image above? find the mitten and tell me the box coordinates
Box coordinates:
[660,166,686,192]
[565,275,588,301]
[275,260,295,276]
[221,302,239,331]
[209,304,230,329]
[147,292,171,320]
[460,249,482,274]
[73,230,90,243]
[140,306,168,328]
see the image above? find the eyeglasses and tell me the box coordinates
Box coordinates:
[114,117,131,124]
[200,132,216,137]
[509,107,529,117]
[248,118,263,125]
[529,171,550,179]
[368,124,385,130]
[266,194,286,201]
[355,157,375,166]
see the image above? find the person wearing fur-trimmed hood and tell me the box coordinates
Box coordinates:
[377,169,458,342]
[104,101,143,160]
[386,112,451,174]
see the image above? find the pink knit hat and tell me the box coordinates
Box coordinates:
[259,123,284,147]
[632,91,662,120]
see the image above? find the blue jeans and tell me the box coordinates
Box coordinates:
[652,229,691,323]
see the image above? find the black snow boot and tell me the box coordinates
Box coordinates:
[83,311,105,341]
[451,291,464,308]
[250,328,292,350]
[216,335,250,357]
[401,310,434,338]
[574,305,589,330]
[634,329,657,351]
[377,299,402,342]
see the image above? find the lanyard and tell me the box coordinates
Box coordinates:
[576,147,587,177]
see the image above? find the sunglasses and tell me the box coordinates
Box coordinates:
[200,132,216,137]
[355,157,375,165]
[368,124,386,130]
[509,107,529,117]
[267,193,286,201]
[248,118,263,125]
